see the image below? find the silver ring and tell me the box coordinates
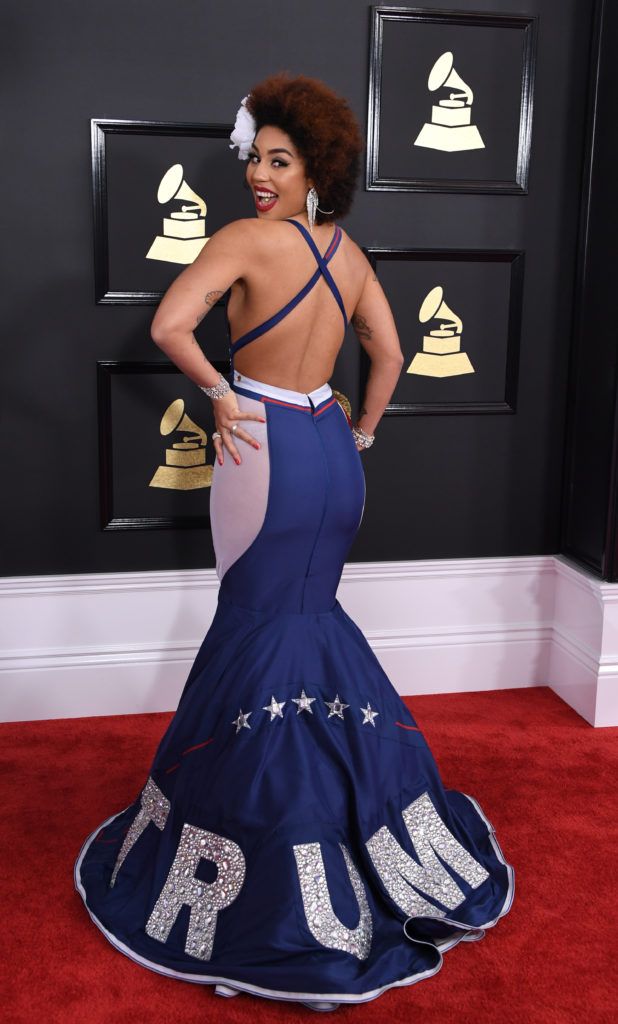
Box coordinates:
[231,423,239,434]
[212,431,222,440]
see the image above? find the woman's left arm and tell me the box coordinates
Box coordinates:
[150,218,255,387]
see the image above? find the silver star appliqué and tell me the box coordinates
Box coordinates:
[360,702,380,726]
[262,695,287,721]
[324,694,350,719]
[292,688,317,714]
[232,708,252,733]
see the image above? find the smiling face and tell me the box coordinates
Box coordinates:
[246,125,314,223]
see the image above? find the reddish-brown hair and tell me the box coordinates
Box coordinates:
[245,72,364,225]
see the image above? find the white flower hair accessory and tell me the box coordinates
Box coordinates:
[229,94,256,160]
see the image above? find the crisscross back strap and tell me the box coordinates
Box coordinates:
[284,219,348,330]
[230,222,345,356]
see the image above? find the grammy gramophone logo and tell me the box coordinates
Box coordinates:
[149,399,214,490]
[414,51,485,153]
[407,286,474,378]
[146,163,210,265]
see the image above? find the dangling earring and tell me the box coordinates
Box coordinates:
[306,186,335,233]
[306,186,318,233]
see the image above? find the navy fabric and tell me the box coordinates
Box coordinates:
[219,388,361,615]
[75,378,515,1008]
[229,220,344,365]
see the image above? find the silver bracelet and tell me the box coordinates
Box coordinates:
[198,373,231,400]
[352,425,375,449]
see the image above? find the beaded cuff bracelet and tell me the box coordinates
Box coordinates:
[352,425,375,449]
[198,373,231,400]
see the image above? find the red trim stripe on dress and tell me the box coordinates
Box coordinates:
[259,395,338,414]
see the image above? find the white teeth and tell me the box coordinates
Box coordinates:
[256,192,277,199]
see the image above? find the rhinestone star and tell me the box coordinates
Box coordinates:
[232,708,252,733]
[324,694,350,719]
[292,688,317,714]
[360,702,380,726]
[262,695,287,721]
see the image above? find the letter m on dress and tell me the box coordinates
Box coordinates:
[365,791,489,916]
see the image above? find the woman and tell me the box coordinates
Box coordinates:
[75,73,514,1012]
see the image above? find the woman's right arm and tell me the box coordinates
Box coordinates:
[150,219,255,372]
[149,219,267,464]
[350,260,405,438]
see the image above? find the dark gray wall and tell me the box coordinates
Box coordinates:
[560,0,618,579]
[0,0,595,576]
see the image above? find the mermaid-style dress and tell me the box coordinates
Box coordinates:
[75,218,514,1011]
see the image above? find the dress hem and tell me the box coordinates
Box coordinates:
[73,789,515,1010]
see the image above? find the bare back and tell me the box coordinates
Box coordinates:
[226,219,369,392]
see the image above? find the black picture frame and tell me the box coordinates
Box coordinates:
[97,359,230,531]
[91,118,250,304]
[366,6,538,193]
[363,247,525,414]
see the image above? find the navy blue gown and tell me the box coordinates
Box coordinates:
[75,218,514,1011]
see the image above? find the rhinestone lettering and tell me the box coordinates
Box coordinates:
[145,824,246,961]
[366,791,489,916]
[110,776,170,888]
[293,841,373,960]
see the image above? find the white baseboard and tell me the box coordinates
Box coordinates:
[1,554,616,726]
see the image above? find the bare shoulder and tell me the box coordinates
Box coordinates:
[209,217,293,258]
[191,219,268,283]
[338,226,370,262]
[206,217,262,249]
[338,226,373,280]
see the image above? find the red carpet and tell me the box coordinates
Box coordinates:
[3,686,616,1023]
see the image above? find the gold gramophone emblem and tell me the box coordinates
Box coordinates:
[407,285,474,378]
[414,51,485,152]
[146,163,210,265]
[149,399,214,490]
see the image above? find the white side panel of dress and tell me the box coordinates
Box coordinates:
[210,394,270,581]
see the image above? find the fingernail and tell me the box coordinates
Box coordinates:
[218,457,223,465]
[235,458,241,465]
[260,418,266,422]
[254,443,261,449]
